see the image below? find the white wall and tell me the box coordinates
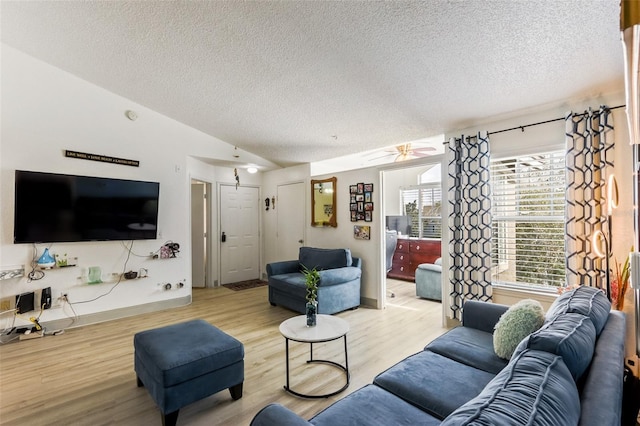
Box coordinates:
[306,168,382,305]
[261,164,309,269]
[0,46,271,328]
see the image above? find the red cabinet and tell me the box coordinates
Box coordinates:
[387,238,441,281]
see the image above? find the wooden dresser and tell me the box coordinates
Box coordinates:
[387,238,441,281]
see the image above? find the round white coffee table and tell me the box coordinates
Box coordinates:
[279,314,350,398]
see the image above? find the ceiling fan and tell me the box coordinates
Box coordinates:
[368,143,437,162]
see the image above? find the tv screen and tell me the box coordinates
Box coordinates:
[14,170,159,243]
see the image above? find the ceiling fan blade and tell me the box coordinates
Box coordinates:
[367,153,394,161]
[411,147,437,156]
[413,147,436,153]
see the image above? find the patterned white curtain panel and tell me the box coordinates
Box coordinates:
[447,131,492,320]
[565,107,614,289]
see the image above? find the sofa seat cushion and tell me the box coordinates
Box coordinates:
[442,349,580,426]
[299,247,352,270]
[546,285,610,335]
[425,327,508,374]
[374,350,495,419]
[309,384,441,426]
[514,312,596,381]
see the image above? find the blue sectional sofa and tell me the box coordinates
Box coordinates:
[251,286,626,426]
[267,247,362,315]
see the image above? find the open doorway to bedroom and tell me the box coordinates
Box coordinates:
[382,159,444,307]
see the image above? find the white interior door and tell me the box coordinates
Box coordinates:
[220,185,260,284]
[277,182,305,260]
[191,182,206,288]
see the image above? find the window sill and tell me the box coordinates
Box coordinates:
[491,284,558,311]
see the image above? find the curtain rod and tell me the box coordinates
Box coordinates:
[488,104,625,136]
[444,104,625,142]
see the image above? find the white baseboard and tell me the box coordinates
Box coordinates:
[41,295,192,331]
[360,296,377,308]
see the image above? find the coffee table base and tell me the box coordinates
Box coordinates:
[283,336,350,399]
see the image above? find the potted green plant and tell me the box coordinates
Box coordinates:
[302,265,320,326]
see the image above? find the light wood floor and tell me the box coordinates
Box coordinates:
[0,279,446,426]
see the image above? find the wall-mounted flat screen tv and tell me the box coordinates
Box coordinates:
[14,170,160,243]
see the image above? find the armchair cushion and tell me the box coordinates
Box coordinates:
[299,247,352,270]
[266,260,299,277]
[318,267,361,286]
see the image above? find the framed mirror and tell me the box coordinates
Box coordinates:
[311,177,337,227]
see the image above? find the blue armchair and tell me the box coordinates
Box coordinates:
[267,247,362,314]
[415,258,442,301]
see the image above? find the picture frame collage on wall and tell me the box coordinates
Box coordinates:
[349,182,373,223]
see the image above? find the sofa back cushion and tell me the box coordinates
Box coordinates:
[299,247,352,271]
[441,349,580,426]
[546,286,610,335]
[513,312,596,381]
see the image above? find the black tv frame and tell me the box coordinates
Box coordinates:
[14,170,160,244]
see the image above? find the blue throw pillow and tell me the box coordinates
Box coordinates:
[513,312,596,381]
[493,299,545,360]
[546,285,610,335]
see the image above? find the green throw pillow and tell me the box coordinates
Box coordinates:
[493,299,545,360]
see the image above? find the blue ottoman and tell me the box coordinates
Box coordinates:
[134,319,244,426]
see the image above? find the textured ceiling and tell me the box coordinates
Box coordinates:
[1,1,624,168]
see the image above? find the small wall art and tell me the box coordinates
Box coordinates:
[354,225,371,240]
[350,182,373,222]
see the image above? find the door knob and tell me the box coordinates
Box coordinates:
[221,232,226,243]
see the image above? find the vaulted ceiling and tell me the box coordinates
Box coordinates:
[1,1,624,168]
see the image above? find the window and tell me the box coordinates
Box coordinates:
[401,184,442,238]
[490,150,565,288]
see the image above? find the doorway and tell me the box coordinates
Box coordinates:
[381,158,444,307]
[219,184,261,284]
[191,180,211,288]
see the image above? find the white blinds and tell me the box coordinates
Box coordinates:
[401,184,442,238]
[490,150,566,288]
